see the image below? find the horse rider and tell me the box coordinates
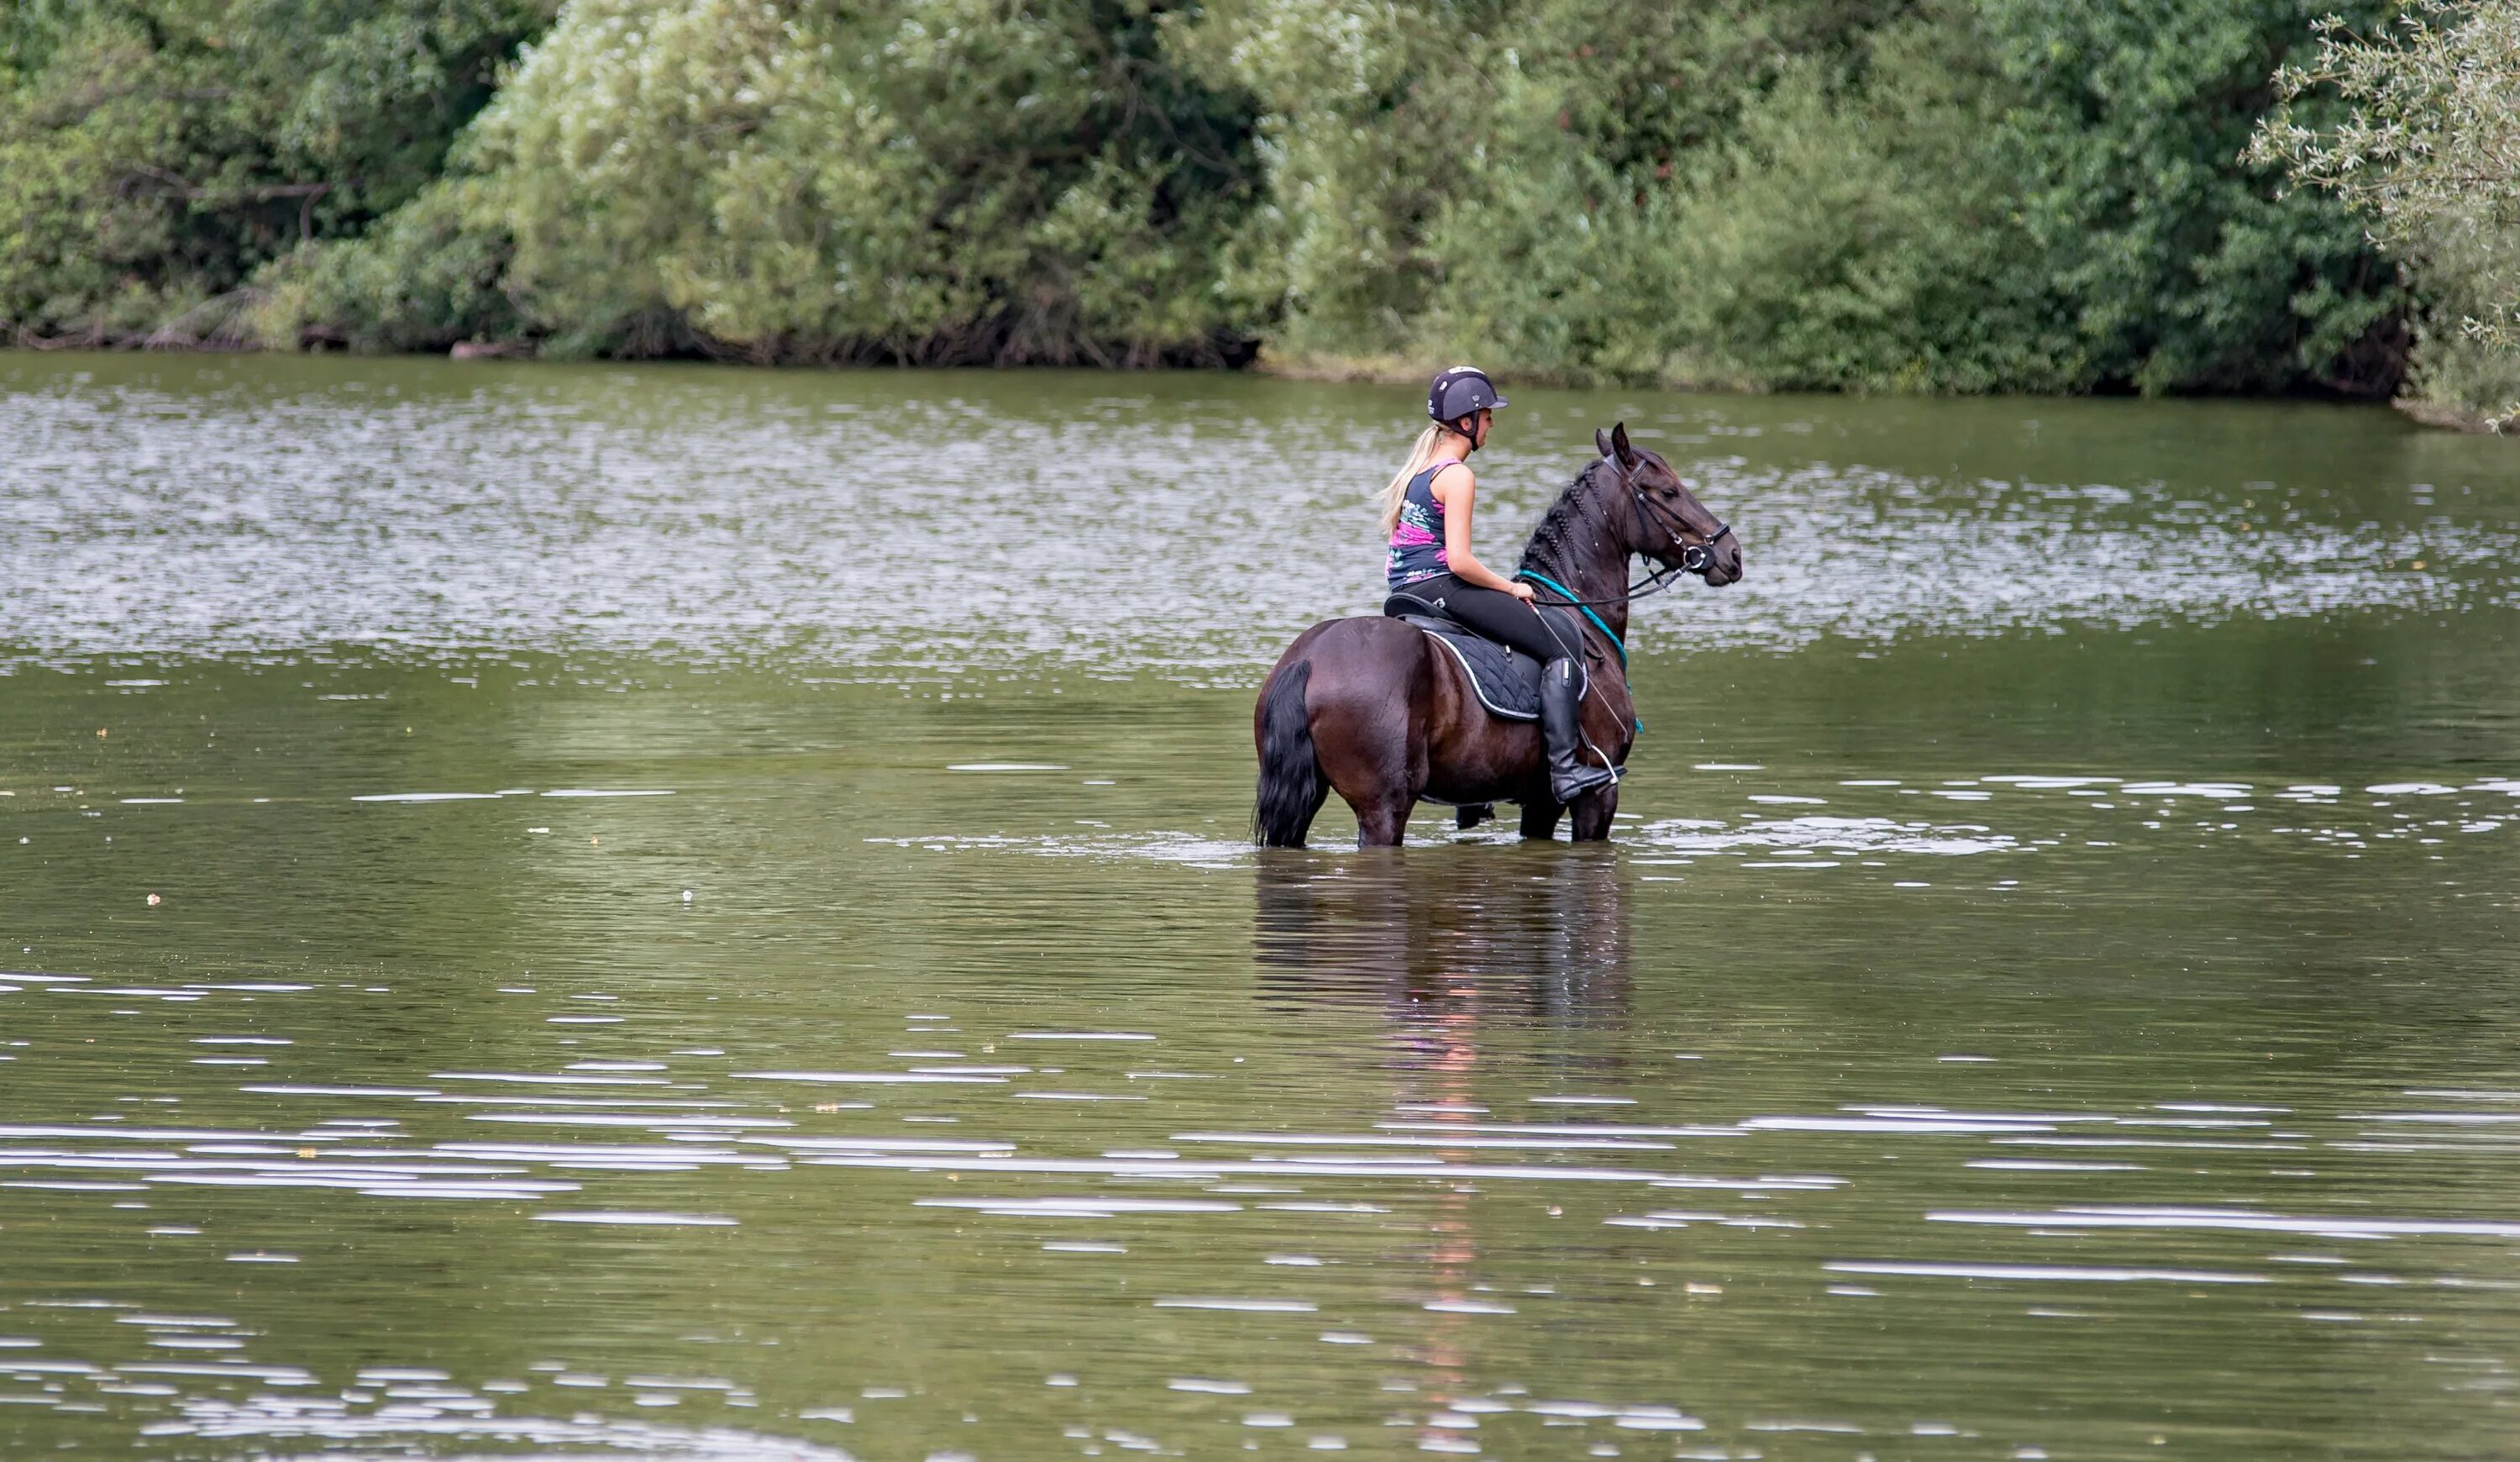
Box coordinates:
[1379,366,1616,804]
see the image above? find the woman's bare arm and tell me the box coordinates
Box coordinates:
[1434,465,1535,598]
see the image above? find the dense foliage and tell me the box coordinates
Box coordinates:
[1184,0,2403,396]
[2252,0,2520,424]
[0,0,2459,403]
[0,0,551,344]
[269,0,1264,362]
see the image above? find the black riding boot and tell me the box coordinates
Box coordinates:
[1541,657,1615,803]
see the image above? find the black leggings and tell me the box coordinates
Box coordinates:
[1392,573,1582,665]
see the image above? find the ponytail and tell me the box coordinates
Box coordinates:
[1378,423,1449,536]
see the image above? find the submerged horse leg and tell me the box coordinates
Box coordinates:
[1567,784,1620,841]
[1520,799,1563,841]
[1300,621,1436,848]
[1316,713,1421,847]
[1352,794,1419,848]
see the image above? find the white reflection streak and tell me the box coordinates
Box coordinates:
[1929,1207,2520,1239]
[1825,1260,2269,1284]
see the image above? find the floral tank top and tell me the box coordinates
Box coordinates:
[1386,461,1457,587]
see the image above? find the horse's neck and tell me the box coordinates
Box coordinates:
[1525,467,1640,647]
[1597,592,1631,646]
[1562,492,1635,644]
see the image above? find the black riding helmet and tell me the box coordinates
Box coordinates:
[1428,366,1507,443]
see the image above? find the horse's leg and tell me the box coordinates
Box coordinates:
[1307,628,1435,849]
[1567,783,1620,841]
[1353,794,1418,848]
[1320,738,1420,846]
[1520,799,1563,841]
[1457,804,1493,831]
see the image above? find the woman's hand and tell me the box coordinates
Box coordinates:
[1506,581,1537,603]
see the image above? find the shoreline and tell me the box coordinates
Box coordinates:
[2393,397,2512,434]
[5,332,2504,435]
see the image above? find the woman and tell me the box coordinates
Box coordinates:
[1382,366,1616,803]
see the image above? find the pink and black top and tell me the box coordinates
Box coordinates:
[1386,461,1457,587]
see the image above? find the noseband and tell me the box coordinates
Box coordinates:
[1636,487,1734,576]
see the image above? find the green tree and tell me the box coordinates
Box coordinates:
[0,0,2424,399]
[1173,0,2401,396]
[0,0,550,343]
[1978,0,2402,397]
[281,0,1263,363]
[2250,0,2520,426]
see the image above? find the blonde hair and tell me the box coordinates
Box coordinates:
[1378,423,1459,536]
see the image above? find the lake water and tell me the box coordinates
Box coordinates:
[3,352,2520,1460]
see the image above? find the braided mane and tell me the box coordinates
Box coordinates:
[1517,457,1620,581]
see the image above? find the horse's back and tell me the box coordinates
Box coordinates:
[1275,615,1448,706]
[1284,613,1502,755]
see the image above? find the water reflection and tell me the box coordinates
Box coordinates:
[1252,850,1630,1027]
[7,352,2519,681]
[9,358,2520,1457]
[1253,849,1640,1449]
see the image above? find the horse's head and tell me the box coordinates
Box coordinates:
[1598,423,1741,587]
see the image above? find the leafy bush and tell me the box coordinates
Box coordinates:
[0,0,2451,405]
[278,0,1264,364]
[1182,0,2401,396]
[2251,0,2520,425]
[0,0,549,343]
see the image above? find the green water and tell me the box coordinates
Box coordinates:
[4,352,2520,1460]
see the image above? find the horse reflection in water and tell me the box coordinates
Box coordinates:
[1252,849,1633,1423]
[1252,848,1631,1023]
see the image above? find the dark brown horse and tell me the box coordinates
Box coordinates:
[1252,423,1742,847]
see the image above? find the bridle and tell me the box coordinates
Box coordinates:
[1519,457,1733,609]
[1635,479,1735,581]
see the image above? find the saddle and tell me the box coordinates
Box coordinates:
[1380,589,1575,723]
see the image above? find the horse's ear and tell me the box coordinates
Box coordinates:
[1595,427,1615,459]
[1609,421,1637,466]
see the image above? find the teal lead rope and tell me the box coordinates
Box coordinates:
[1514,570,1642,733]
[1513,571,1626,667]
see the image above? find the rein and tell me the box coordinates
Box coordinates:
[1515,570,1628,667]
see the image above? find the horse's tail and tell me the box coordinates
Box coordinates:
[1252,658,1326,848]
